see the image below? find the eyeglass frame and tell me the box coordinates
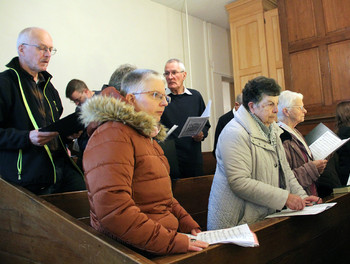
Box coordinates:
[287,105,306,111]
[21,43,57,55]
[163,70,184,77]
[132,91,171,103]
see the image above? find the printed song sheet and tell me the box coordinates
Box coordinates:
[309,131,350,160]
[186,223,259,247]
[265,203,337,218]
[178,100,211,138]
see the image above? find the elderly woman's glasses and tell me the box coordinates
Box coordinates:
[288,105,305,111]
[22,43,57,55]
[133,91,171,103]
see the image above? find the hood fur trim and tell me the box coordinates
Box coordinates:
[80,95,168,141]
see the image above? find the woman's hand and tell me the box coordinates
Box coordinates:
[188,228,208,252]
[188,238,209,252]
[285,193,305,210]
[312,159,328,174]
[304,195,322,206]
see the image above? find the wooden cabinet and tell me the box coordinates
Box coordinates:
[278,0,350,134]
[226,0,283,96]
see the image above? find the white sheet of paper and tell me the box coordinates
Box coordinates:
[186,223,258,247]
[309,131,350,160]
[347,174,350,186]
[165,124,178,139]
[265,203,337,218]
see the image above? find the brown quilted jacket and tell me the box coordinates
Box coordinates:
[80,92,199,254]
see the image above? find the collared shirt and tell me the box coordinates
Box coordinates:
[166,87,193,96]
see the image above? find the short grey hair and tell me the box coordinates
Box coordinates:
[17,27,45,50]
[277,90,304,120]
[120,69,166,96]
[108,64,137,91]
[236,93,243,104]
[165,58,186,71]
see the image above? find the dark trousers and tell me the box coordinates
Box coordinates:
[36,157,86,195]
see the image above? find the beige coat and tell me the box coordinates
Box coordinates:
[208,106,307,230]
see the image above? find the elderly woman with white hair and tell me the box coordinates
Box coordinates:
[277,90,328,196]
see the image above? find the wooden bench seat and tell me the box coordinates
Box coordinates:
[2,176,350,263]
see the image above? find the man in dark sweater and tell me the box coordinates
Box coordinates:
[212,93,242,157]
[161,58,210,178]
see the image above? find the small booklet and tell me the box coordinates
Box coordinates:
[178,100,211,138]
[304,123,350,160]
[333,186,350,194]
[265,203,337,218]
[185,223,259,247]
[39,112,84,137]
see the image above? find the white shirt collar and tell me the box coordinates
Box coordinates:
[166,87,192,95]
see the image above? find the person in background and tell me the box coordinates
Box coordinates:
[277,90,327,196]
[65,79,102,168]
[161,58,211,178]
[213,93,242,157]
[0,27,85,194]
[207,76,320,230]
[65,79,100,106]
[107,63,137,91]
[335,100,350,185]
[81,69,208,255]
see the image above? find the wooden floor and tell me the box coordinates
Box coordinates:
[1,177,350,264]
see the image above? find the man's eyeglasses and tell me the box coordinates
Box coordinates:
[22,43,57,55]
[133,91,171,103]
[163,71,184,77]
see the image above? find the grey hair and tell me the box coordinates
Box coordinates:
[108,64,137,91]
[165,58,186,71]
[17,27,45,50]
[236,93,243,104]
[120,69,166,96]
[277,90,304,120]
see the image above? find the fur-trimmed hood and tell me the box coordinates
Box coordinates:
[80,95,168,141]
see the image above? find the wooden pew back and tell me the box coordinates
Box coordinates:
[172,175,214,230]
[42,175,214,230]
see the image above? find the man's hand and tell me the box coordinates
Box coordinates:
[66,130,83,141]
[285,193,305,210]
[29,130,58,146]
[192,131,204,142]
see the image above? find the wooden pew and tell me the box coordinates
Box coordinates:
[172,175,214,230]
[202,151,216,175]
[2,176,350,264]
[41,175,214,230]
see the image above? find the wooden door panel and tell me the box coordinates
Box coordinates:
[285,0,317,42]
[323,0,350,33]
[290,48,323,106]
[328,40,350,101]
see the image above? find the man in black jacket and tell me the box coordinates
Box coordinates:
[212,93,242,157]
[0,27,85,194]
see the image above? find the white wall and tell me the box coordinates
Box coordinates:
[0,0,232,151]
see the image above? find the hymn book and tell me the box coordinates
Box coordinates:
[304,123,350,160]
[39,112,84,137]
[178,100,211,138]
